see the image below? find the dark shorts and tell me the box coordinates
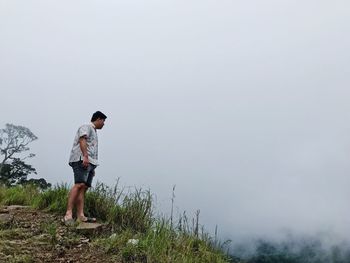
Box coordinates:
[69,161,96,188]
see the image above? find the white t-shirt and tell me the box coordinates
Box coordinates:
[68,123,99,166]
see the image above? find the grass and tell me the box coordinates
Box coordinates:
[0,184,39,206]
[0,182,232,263]
[96,216,230,263]
[32,183,69,214]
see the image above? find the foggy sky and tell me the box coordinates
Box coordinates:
[1,0,350,244]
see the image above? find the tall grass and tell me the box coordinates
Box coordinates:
[0,184,39,206]
[32,183,69,214]
[84,181,153,232]
[98,212,231,263]
[100,218,230,262]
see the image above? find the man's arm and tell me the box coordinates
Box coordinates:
[79,136,89,168]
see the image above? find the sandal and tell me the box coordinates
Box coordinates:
[61,216,75,226]
[77,217,97,223]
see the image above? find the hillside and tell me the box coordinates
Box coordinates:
[0,205,119,262]
[0,184,232,263]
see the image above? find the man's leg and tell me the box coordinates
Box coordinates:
[76,185,88,220]
[65,183,86,220]
[76,167,96,222]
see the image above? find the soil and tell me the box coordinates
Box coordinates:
[0,206,119,263]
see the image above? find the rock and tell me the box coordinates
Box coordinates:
[127,239,139,245]
[5,205,31,211]
[0,207,9,214]
[76,222,102,230]
[109,233,117,239]
[80,238,90,243]
[0,213,14,226]
[76,222,103,235]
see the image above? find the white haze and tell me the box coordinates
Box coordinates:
[1,0,350,247]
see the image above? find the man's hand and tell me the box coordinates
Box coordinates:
[82,155,89,169]
[79,136,89,169]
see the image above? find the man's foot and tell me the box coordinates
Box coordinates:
[77,216,97,223]
[61,216,75,226]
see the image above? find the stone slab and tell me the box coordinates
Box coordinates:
[76,222,104,236]
[76,222,103,230]
[0,213,14,225]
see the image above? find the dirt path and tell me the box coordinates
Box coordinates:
[0,206,118,263]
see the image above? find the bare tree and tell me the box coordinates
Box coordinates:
[0,124,38,184]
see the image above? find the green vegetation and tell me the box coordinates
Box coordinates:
[0,183,232,262]
[0,184,39,206]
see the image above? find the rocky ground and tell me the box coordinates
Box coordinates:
[0,206,117,263]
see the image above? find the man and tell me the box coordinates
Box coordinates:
[63,111,107,224]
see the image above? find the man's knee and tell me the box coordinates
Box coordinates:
[75,183,88,190]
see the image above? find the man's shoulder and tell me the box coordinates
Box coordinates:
[78,123,94,130]
[77,124,97,138]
